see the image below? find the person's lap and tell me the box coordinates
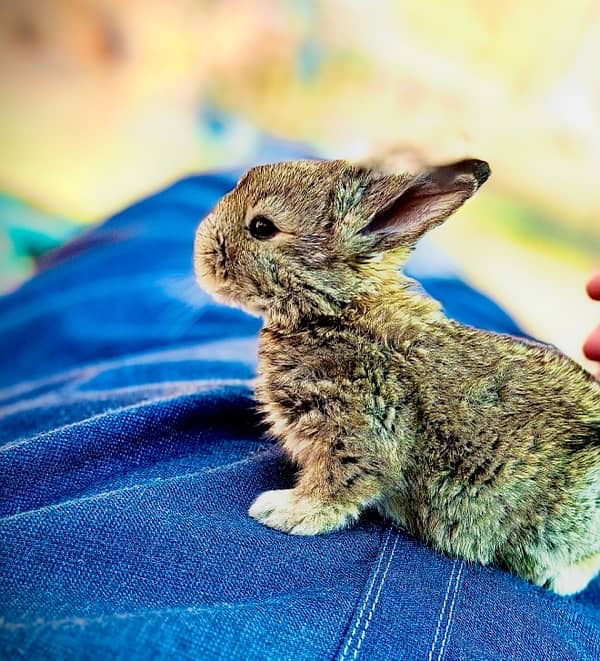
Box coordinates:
[1,146,599,660]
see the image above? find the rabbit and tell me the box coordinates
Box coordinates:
[193,157,600,595]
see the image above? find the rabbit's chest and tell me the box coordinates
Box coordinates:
[255,327,412,463]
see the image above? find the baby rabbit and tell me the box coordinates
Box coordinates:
[194,158,600,595]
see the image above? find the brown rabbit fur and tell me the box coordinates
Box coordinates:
[194,158,600,595]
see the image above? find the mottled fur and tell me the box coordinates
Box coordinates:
[194,158,600,595]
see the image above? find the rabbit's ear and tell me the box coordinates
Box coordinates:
[360,159,490,247]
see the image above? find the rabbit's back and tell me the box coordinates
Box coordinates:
[405,320,600,467]
[390,320,600,576]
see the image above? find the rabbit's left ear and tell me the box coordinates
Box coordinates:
[360,159,490,248]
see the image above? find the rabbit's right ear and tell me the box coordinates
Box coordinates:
[355,159,490,251]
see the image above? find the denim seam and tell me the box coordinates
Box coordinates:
[351,534,399,660]
[427,559,458,661]
[437,560,464,661]
[338,528,392,661]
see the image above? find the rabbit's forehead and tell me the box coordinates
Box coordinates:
[246,196,298,231]
[235,163,340,225]
[240,161,342,200]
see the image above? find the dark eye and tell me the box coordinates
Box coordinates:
[248,215,279,240]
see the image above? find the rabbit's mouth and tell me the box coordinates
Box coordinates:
[194,250,266,317]
[200,274,265,318]
[222,288,265,317]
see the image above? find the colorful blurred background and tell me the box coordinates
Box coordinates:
[0,0,598,368]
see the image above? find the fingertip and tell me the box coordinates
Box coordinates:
[583,326,600,361]
[586,271,600,300]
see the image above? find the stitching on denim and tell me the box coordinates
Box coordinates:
[351,534,399,660]
[338,529,392,661]
[437,560,464,661]
[427,559,458,661]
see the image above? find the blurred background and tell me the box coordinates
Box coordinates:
[0,0,598,368]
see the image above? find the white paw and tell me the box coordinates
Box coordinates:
[248,489,355,535]
[548,553,600,596]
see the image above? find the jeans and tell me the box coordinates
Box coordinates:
[1,156,598,660]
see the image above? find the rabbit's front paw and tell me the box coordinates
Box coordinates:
[248,489,354,535]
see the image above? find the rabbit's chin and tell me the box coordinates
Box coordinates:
[209,286,265,318]
[194,269,265,317]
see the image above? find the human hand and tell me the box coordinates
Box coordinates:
[583,272,600,377]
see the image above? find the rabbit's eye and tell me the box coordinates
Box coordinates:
[248,215,279,240]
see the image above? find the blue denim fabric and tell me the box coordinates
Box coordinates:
[1,158,599,660]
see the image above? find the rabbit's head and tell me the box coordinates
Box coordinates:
[194,158,489,324]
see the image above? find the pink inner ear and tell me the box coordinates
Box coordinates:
[362,182,472,237]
